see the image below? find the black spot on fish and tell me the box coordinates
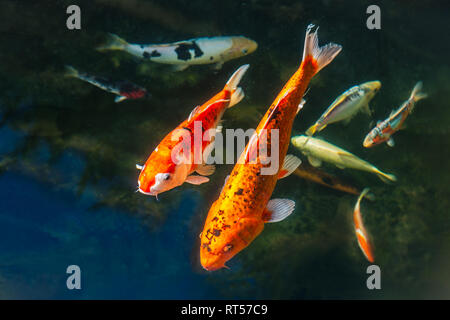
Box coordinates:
[212,229,221,237]
[234,188,244,195]
[150,50,161,57]
[210,56,214,60]
[321,177,334,185]
[143,51,150,59]
[175,41,204,61]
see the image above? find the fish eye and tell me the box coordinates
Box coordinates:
[242,48,248,54]
[163,173,171,181]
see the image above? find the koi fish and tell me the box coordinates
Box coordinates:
[293,163,375,200]
[291,135,397,183]
[64,65,149,103]
[353,188,375,262]
[137,64,249,197]
[363,81,427,147]
[97,33,257,71]
[199,24,342,271]
[306,81,381,135]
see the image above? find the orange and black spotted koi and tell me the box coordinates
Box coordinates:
[200,24,342,271]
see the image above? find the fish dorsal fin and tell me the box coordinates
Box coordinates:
[278,154,302,179]
[297,99,306,115]
[189,99,230,122]
[263,199,296,223]
[188,105,201,122]
[307,156,322,167]
[220,175,230,193]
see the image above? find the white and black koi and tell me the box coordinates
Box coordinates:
[64,65,150,103]
[97,34,258,71]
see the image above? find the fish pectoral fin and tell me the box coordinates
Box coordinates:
[307,156,322,167]
[185,175,210,185]
[387,137,395,147]
[196,163,216,176]
[171,64,190,72]
[364,103,373,116]
[278,154,302,179]
[262,199,296,223]
[114,96,127,103]
[343,117,352,125]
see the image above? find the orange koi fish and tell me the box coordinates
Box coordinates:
[137,64,249,197]
[200,24,342,271]
[353,188,375,263]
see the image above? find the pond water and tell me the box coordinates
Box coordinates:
[0,0,449,299]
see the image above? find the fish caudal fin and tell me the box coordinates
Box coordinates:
[410,81,428,103]
[358,188,372,203]
[97,33,129,52]
[375,169,397,183]
[64,65,79,78]
[302,24,342,74]
[305,123,320,136]
[225,64,249,108]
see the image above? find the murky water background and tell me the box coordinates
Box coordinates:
[0,0,449,299]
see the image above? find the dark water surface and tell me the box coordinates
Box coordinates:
[0,0,449,299]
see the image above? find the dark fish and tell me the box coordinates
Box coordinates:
[65,65,150,103]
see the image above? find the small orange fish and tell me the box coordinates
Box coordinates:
[353,188,375,263]
[200,24,342,271]
[137,64,249,197]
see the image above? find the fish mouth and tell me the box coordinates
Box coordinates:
[201,255,228,271]
[138,188,157,196]
[363,139,372,148]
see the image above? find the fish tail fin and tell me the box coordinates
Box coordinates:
[97,33,129,52]
[305,123,322,136]
[64,65,79,78]
[410,81,428,103]
[225,64,249,108]
[358,188,372,202]
[302,24,342,74]
[376,170,397,183]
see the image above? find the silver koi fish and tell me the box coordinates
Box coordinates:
[306,81,381,136]
[291,135,397,183]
